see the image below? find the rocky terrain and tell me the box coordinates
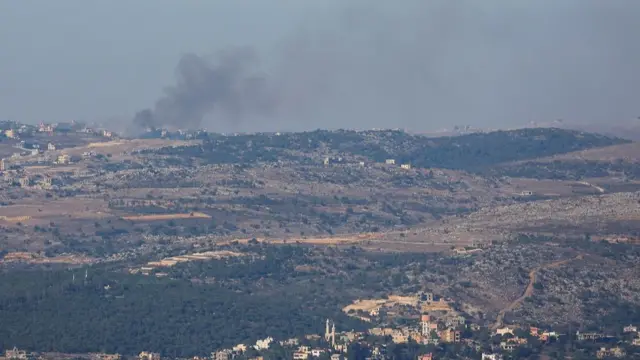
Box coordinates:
[2,124,640,355]
[1,127,636,256]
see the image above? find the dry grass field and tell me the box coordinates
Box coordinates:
[131,249,249,274]
[84,138,199,153]
[0,215,32,222]
[342,295,419,314]
[0,198,111,226]
[509,142,640,164]
[341,294,454,320]
[121,212,211,221]
[0,251,95,265]
[507,178,589,197]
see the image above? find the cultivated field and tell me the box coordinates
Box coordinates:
[0,251,96,265]
[0,198,111,224]
[131,250,250,274]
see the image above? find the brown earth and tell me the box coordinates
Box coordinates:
[491,254,583,330]
[121,212,211,221]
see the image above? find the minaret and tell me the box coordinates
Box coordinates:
[325,319,330,341]
[331,322,336,347]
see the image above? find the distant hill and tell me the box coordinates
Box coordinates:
[150,127,628,171]
[373,128,629,170]
[484,142,640,181]
[508,142,640,164]
[553,121,640,141]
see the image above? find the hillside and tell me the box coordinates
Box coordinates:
[1,123,640,358]
[147,127,628,171]
[485,142,640,181]
[1,239,639,357]
[509,142,640,163]
[0,127,633,257]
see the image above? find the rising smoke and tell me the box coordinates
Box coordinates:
[129,0,640,133]
[132,47,274,131]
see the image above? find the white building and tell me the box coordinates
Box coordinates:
[495,327,515,336]
[138,352,160,360]
[5,347,28,360]
[482,354,502,360]
[624,325,638,333]
[232,344,247,353]
[292,353,308,360]
[420,314,432,337]
[311,349,324,357]
[254,337,273,350]
[279,338,299,347]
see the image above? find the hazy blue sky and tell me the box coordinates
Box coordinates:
[1,1,639,132]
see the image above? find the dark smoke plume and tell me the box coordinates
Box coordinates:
[132,47,274,131]
[126,0,640,133]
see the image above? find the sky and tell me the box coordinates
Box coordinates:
[1,1,639,133]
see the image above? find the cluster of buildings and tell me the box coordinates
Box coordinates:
[320,156,413,170]
[0,120,114,176]
[140,128,205,141]
[0,169,54,190]
[211,313,466,360]
[480,324,640,359]
[384,159,412,170]
[595,346,626,359]
[0,123,104,189]
[4,321,640,360]
[624,324,640,345]
[36,121,113,138]
[1,121,113,140]
[365,314,462,346]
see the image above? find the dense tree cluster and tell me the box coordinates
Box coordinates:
[0,245,435,357]
[1,240,639,358]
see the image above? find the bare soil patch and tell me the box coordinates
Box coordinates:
[121,212,211,221]
[0,251,96,265]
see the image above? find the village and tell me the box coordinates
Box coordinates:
[3,292,640,360]
[3,319,639,360]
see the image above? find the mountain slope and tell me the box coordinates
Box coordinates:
[150,127,628,171]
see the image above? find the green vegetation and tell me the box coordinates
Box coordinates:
[1,240,640,358]
[146,128,627,171]
[0,245,437,357]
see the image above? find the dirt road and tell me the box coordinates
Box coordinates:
[491,254,583,330]
[578,181,606,194]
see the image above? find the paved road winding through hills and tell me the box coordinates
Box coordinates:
[491,254,584,330]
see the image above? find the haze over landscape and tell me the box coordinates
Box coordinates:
[1,0,640,132]
[4,2,640,360]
